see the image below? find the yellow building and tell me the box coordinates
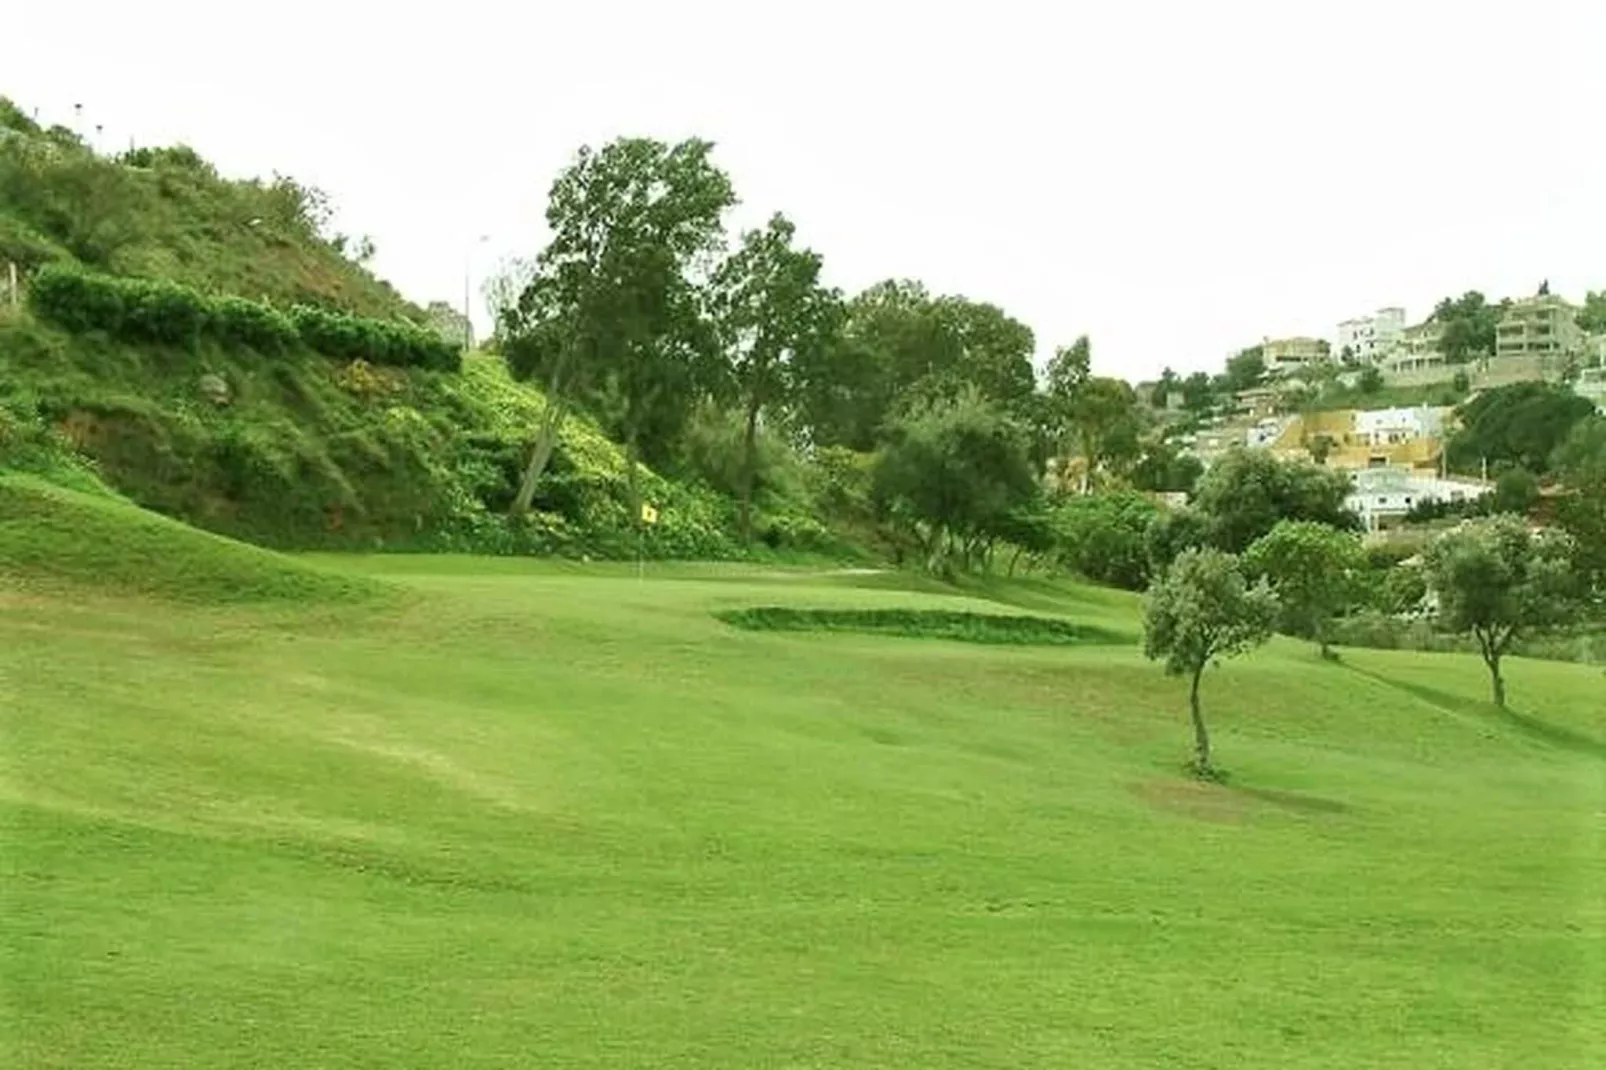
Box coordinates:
[1269,406,1450,472]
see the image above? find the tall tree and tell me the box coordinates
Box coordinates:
[1192,448,1357,552]
[1243,520,1367,658]
[711,213,842,540]
[501,137,736,517]
[872,389,1037,573]
[1552,415,1606,597]
[1433,291,1505,364]
[1577,290,1606,335]
[792,280,1035,451]
[1222,346,1267,393]
[1042,337,1142,492]
[1446,381,1595,477]
[1143,548,1278,777]
[1421,516,1578,708]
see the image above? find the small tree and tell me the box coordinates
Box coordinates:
[1243,520,1366,658]
[1421,516,1578,707]
[1143,549,1279,777]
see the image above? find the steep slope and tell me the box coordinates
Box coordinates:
[0,97,416,320]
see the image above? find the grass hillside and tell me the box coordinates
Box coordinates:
[0,96,824,559]
[0,97,416,319]
[0,473,377,603]
[3,557,1601,1067]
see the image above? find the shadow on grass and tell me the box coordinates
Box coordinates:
[1344,663,1606,761]
[715,606,1127,646]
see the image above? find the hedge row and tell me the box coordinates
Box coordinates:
[27,264,460,372]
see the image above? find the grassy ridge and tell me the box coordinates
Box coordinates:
[0,474,380,603]
[2,559,1602,1067]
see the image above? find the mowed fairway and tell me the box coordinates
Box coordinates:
[2,557,1603,1068]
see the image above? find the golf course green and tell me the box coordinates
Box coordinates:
[2,497,1602,1067]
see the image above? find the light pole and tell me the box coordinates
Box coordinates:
[463,234,489,352]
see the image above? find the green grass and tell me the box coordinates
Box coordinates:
[716,605,1121,645]
[2,553,1603,1068]
[0,474,380,603]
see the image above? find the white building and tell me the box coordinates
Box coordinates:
[1346,468,1489,533]
[1336,307,1407,364]
[1352,406,1445,447]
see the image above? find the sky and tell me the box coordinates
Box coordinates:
[8,0,1605,381]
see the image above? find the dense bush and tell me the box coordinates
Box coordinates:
[212,295,297,353]
[27,264,459,371]
[27,262,125,333]
[1051,491,1160,590]
[117,275,210,345]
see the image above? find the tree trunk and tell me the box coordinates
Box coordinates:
[1007,545,1024,578]
[1486,652,1506,708]
[509,395,568,518]
[1477,628,1507,708]
[738,400,760,544]
[1188,665,1212,776]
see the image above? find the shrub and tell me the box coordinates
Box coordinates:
[1051,491,1160,590]
[115,275,210,346]
[211,295,297,353]
[27,263,124,333]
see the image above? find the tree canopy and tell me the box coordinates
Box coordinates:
[1446,381,1596,477]
[1191,448,1357,553]
[1432,291,1506,363]
[1243,520,1366,657]
[1421,515,1578,707]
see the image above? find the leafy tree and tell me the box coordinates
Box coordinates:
[872,390,1037,573]
[1222,346,1266,393]
[1421,516,1578,707]
[1490,467,1540,516]
[1042,336,1142,492]
[1192,448,1357,553]
[1552,415,1606,597]
[1577,290,1606,335]
[1357,366,1384,394]
[1150,367,1182,408]
[1181,371,1215,413]
[1143,549,1278,777]
[1446,381,1595,477]
[1433,291,1505,363]
[502,137,736,516]
[1051,491,1162,590]
[711,213,841,540]
[1305,432,1336,466]
[1243,520,1367,658]
[1131,439,1204,494]
[792,280,1035,451]
[1145,507,1212,577]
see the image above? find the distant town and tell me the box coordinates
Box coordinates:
[1139,286,1606,534]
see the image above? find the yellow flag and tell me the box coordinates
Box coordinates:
[640,503,659,526]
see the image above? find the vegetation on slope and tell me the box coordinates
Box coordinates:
[0,98,416,319]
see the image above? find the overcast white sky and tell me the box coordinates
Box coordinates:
[8,0,1604,380]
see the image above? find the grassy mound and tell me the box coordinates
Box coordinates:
[0,474,379,603]
[716,605,1121,645]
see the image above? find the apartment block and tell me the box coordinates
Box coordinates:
[1495,294,1585,358]
[1336,307,1406,363]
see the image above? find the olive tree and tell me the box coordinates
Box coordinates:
[1143,548,1278,777]
[1421,515,1578,708]
[1243,520,1367,658]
